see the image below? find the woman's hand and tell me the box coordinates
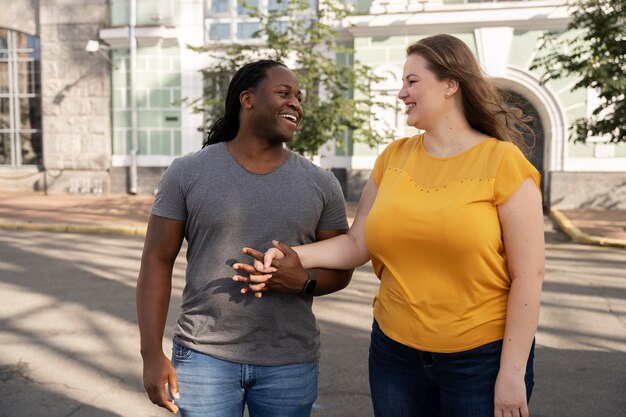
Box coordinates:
[255,240,286,269]
[494,368,529,417]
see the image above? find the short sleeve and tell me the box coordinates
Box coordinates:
[493,144,541,205]
[317,172,349,230]
[151,158,188,221]
[372,138,406,186]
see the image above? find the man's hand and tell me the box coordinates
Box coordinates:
[142,352,180,414]
[233,241,308,297]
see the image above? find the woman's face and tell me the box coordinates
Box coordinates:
[397,54,450,130]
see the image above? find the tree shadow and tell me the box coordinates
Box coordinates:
[0,230,181,417]
[1,225,625,417]
[0,361,124,417]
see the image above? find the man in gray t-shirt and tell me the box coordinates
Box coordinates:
[137,60,352,417]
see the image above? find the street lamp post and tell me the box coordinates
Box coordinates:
[129,0,138,194]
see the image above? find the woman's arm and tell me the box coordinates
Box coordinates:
[495,177,545,417]
[254,175,379,271]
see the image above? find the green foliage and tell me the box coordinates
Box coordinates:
[531,0,626,143]
[190,0,391,156]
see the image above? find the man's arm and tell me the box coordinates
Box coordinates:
[136,214,185,414]
[234,228,353,296]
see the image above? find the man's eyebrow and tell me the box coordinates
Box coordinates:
[275,84,302,96]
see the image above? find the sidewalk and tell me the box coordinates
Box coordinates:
[0,191,624,248]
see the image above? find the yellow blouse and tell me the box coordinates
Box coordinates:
[364,134,540,352]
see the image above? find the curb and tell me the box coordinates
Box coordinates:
[550,209,626,249]
[0,220,147,237]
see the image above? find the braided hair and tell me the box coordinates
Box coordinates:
[204,59,286,147]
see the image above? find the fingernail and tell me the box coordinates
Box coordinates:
[174,392,180,400]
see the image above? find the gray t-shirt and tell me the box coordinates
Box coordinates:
[152,142,348,365]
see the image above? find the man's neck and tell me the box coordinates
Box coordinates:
[227,135,288,175]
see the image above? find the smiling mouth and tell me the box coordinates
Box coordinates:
[280,113,298,125]
[405,103,415,114]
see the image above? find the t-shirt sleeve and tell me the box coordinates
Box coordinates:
[372,139,404,186]
[493,144,541,205]
[151,158,188,221]
[317,172,349,231]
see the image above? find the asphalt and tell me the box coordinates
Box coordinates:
[0,191,624,248]
[1,191,625,417]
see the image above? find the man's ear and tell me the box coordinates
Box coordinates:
[240,90,254,110]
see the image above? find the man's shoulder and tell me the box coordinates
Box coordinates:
[173,144,223,168]
[286,152,339,188]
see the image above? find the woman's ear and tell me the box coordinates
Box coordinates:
[240,90,254,109]
[445,78,459,96]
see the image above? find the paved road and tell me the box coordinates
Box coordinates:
[0,219,624,417]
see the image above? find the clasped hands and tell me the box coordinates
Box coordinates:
[232,240,305,298]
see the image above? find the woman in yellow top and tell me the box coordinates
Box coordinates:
[236,34,544,417]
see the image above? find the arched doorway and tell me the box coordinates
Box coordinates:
[503,90,545,195]
[502,88,549,209]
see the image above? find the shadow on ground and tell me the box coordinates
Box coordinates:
[0,218,624,417]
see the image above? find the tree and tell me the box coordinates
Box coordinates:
[189,0,390,156]
[531,0,626,143]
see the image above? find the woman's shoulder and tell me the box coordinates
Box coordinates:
[382,134,422,155]
[480,138,526,160]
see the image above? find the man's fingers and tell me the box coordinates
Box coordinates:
[240,283,266,294]
[243,247,265,261]
[167,376,180,401]
[163,399,179,414]
[273,240,296,255]
[148,385,178,414]
[233,262,276,274]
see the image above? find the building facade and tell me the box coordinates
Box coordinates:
[1,0,625,208]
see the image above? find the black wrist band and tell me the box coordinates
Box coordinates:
[301,271,317,295]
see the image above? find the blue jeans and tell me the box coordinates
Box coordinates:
[171,338,318,417]
[368,320,534,417]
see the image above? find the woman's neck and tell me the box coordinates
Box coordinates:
[421,115,488,158]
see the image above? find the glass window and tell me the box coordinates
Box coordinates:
[0,29,42,166]
[268,0,288,11]
[111,46,181,157]
[211,0,229,13]
[237,22,260,39]
[238,0,259,15]
[269,20,288,34]
[209,23,231,40]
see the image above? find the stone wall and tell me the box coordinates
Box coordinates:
[549,172,626,209]
[39,0,111,194]
[0,1,37,35]
[110,167,167,196]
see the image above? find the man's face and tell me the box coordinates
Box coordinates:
[246,66,304,144]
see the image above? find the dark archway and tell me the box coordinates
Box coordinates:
[504,90,546,205]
